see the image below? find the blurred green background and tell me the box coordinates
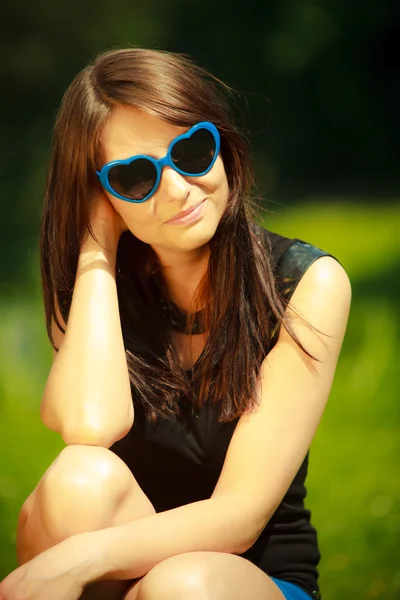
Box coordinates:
[0,1,399,599]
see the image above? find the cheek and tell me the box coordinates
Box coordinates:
[105,192,154,239]
[206,156,229,195]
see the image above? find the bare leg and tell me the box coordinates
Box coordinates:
[124,552,286,600]
[17,445,156,600]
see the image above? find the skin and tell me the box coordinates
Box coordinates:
[100,106,230,312]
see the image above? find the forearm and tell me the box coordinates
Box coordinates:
[87,495,256,582]
[42,232,133,446]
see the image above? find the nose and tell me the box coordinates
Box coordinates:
[158,165,191,203]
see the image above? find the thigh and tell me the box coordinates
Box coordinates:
[123,551,286,600]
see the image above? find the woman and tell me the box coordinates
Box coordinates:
[0,48,351,600]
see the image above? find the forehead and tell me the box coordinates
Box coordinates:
[101,106,188,163]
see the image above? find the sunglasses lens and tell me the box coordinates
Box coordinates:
[171,128,216,174]
[108,158,157,201]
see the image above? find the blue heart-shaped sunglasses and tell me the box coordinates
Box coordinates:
[96,121,220,204]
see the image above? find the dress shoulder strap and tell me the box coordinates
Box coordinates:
[275,238,342,305]
[258,226,295,271]
[256,226,342,354]
[257,226,341,303]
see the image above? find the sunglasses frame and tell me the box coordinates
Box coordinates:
[96,121,220,204]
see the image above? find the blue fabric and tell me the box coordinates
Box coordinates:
[270,577,314,600]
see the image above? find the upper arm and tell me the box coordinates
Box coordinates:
[211,257,351,542]
[41,296,67,427]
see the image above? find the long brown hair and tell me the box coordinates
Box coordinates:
[40,47,324,424]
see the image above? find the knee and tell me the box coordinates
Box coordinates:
[42,444,133,497]
[135,555,211,600]
[34,445,135,538]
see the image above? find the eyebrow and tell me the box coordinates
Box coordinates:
[108,132,184,163]
[105,123,192,165]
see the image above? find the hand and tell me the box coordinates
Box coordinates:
[0,535,99,600]
[85,190,128,247]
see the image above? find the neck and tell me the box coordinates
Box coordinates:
[152,243,210,314]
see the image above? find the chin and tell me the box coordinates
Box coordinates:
[167,220,219,251]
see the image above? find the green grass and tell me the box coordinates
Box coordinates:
[1,197,399,599]
[263,199,400,599]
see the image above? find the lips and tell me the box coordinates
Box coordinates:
[166,199,205,223]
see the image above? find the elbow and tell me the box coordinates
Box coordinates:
[61,426,114,448]
[62,405,134,447]
[235,506,271,554]
[211,492,266,555]
[61,417,133,448]
[235,530,260,555]
[238,510,276,553]
[41,402,134,448]
[40,388,134,447]
[227,498,267,555]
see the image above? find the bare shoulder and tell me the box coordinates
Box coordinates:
[279,255,351,338]
[272,254,351,382]
[300,255,351,289]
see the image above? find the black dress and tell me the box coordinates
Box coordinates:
[111,225,341,600]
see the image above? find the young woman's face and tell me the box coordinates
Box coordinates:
[99,106,229,257]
